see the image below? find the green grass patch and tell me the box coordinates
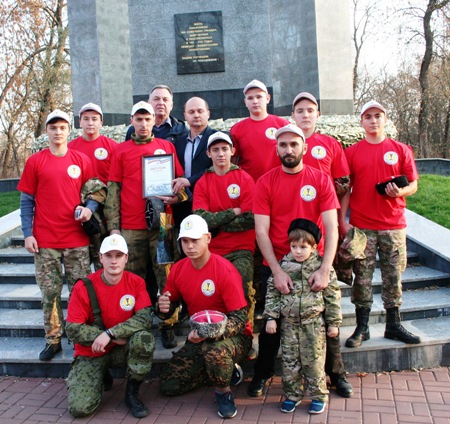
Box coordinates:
[0,191,20,218]
[407,174,450,230]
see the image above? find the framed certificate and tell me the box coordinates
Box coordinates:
[142,154,174,197]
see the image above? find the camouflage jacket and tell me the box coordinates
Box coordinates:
[81,178,108,234]
[194,164,254,234]
[66,307,153,346]
[264,250,342,327]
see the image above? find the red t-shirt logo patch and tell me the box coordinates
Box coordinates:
[154,149,167,155]
[201,280,215,296]
[384,151,399,165]
[227,184,240,199]
[311,146,327,160]
[265,127,277,140]
[67,165,81,179]
[300,185,317,202]
[120,294,135,311]
[94,148,108,160]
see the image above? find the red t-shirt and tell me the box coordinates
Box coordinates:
[108,138,184,230]
[193,168,256,255]
[67,269,151,357]
[230,115,290,182]
[17,149,94,248]
[69,135,118,184]
[254,165,339,261]
[303,133,350,179]
[163,253,252,336]
[345,138,418,230]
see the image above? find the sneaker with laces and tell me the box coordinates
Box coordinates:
[280,398,301,413]
[39,342,62,361]
[215,391,237,419]
[230,363,243,386]
[309,400,326,414]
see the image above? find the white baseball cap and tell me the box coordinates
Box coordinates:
[360,100,387,117]
[46,109,71,126]
[131,101,155,116]
[275,124,305,141]
[100,234,128,254]
[292,92,318,108]
[79,103,103,118]
[178,215,209,240]
[243,79,268,95]
[207,131,233,149]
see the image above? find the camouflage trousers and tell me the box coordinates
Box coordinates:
[224,250,256,328]
[160,333,253,396]
[121,229,178,325]
[281,316,328,402]
[67,330,155,418]
[352,229,407,309]
[35,247,90,343]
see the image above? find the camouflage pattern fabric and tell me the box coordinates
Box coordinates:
[35,247,90,343]
[334,175,350,200]
[121,229,179,326]
[334,227,367,286]
[160,332,252,396]
[104,181,121,231]
[264,250,342,328]
[352,228,406,309]
[224,250,256,327]
[67,330,155,418]
[281,317,328,402]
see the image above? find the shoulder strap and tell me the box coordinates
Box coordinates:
[81,277,105,330]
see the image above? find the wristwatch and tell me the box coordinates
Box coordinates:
[105,329,116,339]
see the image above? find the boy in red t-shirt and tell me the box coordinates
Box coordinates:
[339,100,421,348]
[18,109,102,361]
[193,131,256,326]
[157,215,252,419]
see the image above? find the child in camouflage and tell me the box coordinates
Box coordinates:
[264,218,342,414]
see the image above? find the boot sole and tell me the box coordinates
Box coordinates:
[384,333,421,344]
[345,334,370,348]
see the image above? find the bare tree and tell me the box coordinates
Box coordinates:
[0,0,70,178]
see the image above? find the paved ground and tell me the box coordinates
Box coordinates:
[0,368,448,423]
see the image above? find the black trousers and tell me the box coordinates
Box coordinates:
[253,265,346,381]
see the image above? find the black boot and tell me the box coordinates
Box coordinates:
[384,307,421,344]
[345,307,371,348]
[161,324,177,349]
[125,378,148,418]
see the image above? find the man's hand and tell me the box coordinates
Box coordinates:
[74,206,93,223]
[187,329,206,344]
[266,320,277,334]
[172,177,191,194]
[338,221,353,239]
[327,326,339,337]
[24,236,39,254]
[158,291,171,313]
[309,266,330,292]
[274,269,294,294]
[91,332,111,353]
[155,195,179,206]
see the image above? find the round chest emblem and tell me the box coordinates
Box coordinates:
[67,165,81,179]
[227,184,240,199]
[265,127,277,140]
[311,145,327,160]
[201,280,215,296]
[154,149,167,155]
[120,294,135,311]
[300,185,317,202]
[384,151,399,165]
[94,147,108,160]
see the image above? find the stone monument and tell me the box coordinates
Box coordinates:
[68,0,353,125]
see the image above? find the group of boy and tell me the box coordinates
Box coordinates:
[18,77,420,419]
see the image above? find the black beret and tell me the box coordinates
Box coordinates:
[288,218,322,244]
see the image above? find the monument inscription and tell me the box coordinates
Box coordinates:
[174,11,225,75]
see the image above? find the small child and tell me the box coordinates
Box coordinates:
[264,218,342,414]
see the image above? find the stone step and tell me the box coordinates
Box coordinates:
[1,316,448,378]
[1,287,448,338]
[0,246,34,264]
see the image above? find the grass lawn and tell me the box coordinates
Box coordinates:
[407,174,450,230]
[0,175,448,230]
[0,191,20,218]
